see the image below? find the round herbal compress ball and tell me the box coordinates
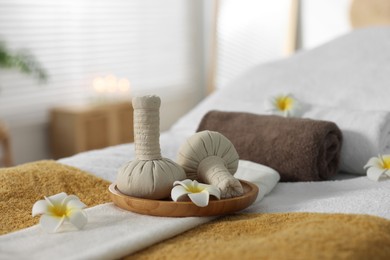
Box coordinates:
[177,130,243,199]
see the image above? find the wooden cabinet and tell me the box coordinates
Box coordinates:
[50,101,134,159]
[0,121,13,167]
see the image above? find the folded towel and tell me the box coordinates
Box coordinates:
[235,160,280,203]
[197,111,343,182]
[303,106,390,174]
[0,160,279,259]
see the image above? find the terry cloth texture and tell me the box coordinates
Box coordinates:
[303,106,390,174]
[197,111,343,182]
[129,212,390,260]
[0,160,111,235]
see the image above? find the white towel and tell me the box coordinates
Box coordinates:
[246,175,390,220]
[303,106,390,174]
[235,160,280,203]
[0,160,280,260]
[0,204,213,260]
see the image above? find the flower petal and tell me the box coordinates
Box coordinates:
[64,196,87,210]
[188,191,210,207]
[364,157,383,169]
[196,183,221,200]
[382,154,390,161]
[367,167,387,181]
[173,179,192,190]
[67,209,88,229]
[264,94,303,118]
[171,185,190,202]
[40,215,65,233]
[207,186,221,200]
[45,192,68,207]
[32,200,49,217]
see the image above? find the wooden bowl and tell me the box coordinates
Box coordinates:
[109,180,258,217]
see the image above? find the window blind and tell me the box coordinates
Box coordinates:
[0,0,201,125]
[216,0,291,89]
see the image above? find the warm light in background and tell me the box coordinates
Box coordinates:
[92,77,106,93]
[92,74,131,102]
[105,74,117,93]
[118,78,131,93]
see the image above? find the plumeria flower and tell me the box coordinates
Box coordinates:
[171,179,221,207]
[32,192,87,233]
[264,94,302,117]
[364,154,390,181]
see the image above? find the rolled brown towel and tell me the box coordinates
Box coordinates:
[197,111,343,182]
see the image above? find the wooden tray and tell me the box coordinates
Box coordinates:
[109,180,258,217]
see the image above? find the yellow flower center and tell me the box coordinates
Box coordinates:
[49,204,69,218]
[276,96,294,111]
[381,157,390,170]
[186,186,204,194]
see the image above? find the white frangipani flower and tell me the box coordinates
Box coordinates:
[265,94,302,117]
[171,179,221,207]
[364,154,390,181]
[32,192,87,233]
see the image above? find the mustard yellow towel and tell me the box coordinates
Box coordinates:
[129,212,390,260]
[0,160,111,235]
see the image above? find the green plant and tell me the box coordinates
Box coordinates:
[0,41,47,82]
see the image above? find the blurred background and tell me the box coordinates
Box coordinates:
[0,0,358,165]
